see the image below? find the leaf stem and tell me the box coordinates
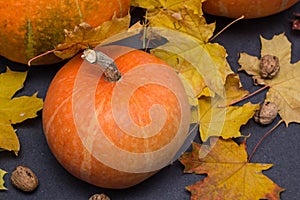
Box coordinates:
[142,11,150,50]
[248,119,283,162]
[219,85,270,108]
[27,49,56,66]
[209,15,244,42]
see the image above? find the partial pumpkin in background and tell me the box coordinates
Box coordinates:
[203,0,299,18]
[0,0,130,65]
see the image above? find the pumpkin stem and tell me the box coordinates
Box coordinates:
[81,49,121,82]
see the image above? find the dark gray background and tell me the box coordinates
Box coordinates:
[0,2,299,199]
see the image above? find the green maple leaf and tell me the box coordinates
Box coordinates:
[0,68,43,155]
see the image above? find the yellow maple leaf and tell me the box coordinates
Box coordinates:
[131,0,212,42]
[0,169,7,190]
[54,13,131,59]
[152,37,233,98]
[198,74,259,141]
[0,68,43,154]
[134,0,233,98]
[131,0,205,16]
[239,34,300,125]
[179,137,284,200]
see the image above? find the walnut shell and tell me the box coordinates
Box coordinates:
[259,55,280,79]
[89,193,111,200]
[11,166,38,192]
[254,101,278,125]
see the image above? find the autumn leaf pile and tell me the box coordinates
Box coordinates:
[1,0,299,198]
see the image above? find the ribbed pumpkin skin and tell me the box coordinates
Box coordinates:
[203,0,299,18]
[42,47,190,188]
[0,0,130,65]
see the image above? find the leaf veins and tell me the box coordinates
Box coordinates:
[179,137,284,200]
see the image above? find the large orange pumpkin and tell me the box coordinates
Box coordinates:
[42,46,191,188]
[0,0,130,65]
[203,0,299,18]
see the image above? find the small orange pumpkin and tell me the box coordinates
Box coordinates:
[203,0,299,18]
[0,0,130,65]
[42,46,191,188]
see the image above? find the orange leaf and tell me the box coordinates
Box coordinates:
[54,14,131,59]
[179,137,284,200]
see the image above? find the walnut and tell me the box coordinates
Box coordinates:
[10,166,38,192]
[259,55,280,79]
[254,101,278,125]
[89,193,111,200]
